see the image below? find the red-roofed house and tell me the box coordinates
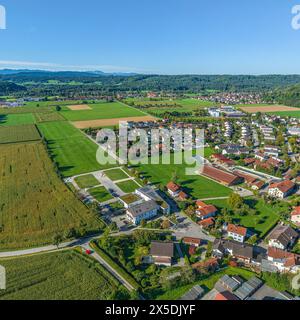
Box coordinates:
[195,200,218,220]
[227,224,248,243]
[268,180,296,199]
[198,217,215,228]
[183,237,202,247]
[211,154,235,167]
[267,247,300,273]
[167,181,181,198]
[291,207,300,226]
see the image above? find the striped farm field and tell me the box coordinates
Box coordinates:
[0,124,41,144]
[239,105,300,113]
[0,142,104,250]
[0,250,126,300]
[0,113,36,126]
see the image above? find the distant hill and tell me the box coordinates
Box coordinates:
[264,83,300,107]
[0,81,27,95]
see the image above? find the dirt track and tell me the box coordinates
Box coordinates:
[239,105,300,113]
[72,116,157,128]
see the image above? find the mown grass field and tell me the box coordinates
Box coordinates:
[75,174,100,189]
[59,101,145,121]
[37,121,114,177]
[0,250,126,300]
[0,124,41,144]
[0,142,104,250]
[34,111,65,123]
[206,197,282,237]
[88,186,114,203]
[104,168,129,181]
[0,113,36,126]
[116,180,140,193]
[267,110,300,118]
[135,151,231,199]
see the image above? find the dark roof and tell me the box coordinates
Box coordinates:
[268,225,298,247]
[180,285,205,300]
[213,239,254,259]
[150,241,174,258]
[127,200,158,217]
[234,277,263,300]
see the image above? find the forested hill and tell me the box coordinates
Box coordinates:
[0,81,27,96]
[264,83,300,107]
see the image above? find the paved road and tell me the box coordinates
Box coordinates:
[94,171,126,197]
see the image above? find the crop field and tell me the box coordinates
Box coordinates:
[37,121,114,177]
[67,104,92,111]
[0,113,36,126]
[116,180,140,193]
[75,174,100,189]
[239,105,300,113]
[104,168,129,181]
[34,111,65,122]
[59,102,146,121]
[88,186,113,203]
[0,251,124,300]
[0,124,41,144]
[135,152,231,199]
[267,110,300,118]
[72,116,157,129]
[0,142,104,250]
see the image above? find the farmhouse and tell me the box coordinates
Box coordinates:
[201,165,242,186]
[195,200,218,220]
[266,247,300,274]
[267,224,298,250]
[291,207,300,225]
[226,224,248,243]
[150,241,174,266]
[126,200,159,225]
[268,180,296,199]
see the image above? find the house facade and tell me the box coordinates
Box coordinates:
[268,180,296,199]
[226,224,248,243]
[126,200,159,225]
[267,224,298,250]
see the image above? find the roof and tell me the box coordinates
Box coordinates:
[167,181,180,193]
[212,154,235,165]
[178,191,188,200]
[234,277,263,300]
[269,180,295,194]
[201,165,241,185]
[192,257,219,269]
[291,206,300,216]
[180,285,205,300]
[196,203,217,217]
[127,200,158,217]
[119,194,141,205]
[215,291,239,300]
[183,237,202,245]
[227,224,247,237]
[150,241,174,258]
[268,247,300,267]
[213,239,254,260]
[217,275,241,292]
[267,224,298,247]
[233,170,257,184]
[198,217,215,227]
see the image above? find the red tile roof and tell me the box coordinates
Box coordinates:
[178,191,188,200]
[201,165,241,186]
[268,247,300,267]
[215,291,239,301]
[183,237,202,246]
[227,224,247,237]
[212,154,235,165]
[198,217,215,227]
[167,181,180,193]
[269,180,295,193]
[291,207,300,216]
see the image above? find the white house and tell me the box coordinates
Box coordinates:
[268,180,296,199]
[267,247,300,274]
[267,224,298,250]
[126,200,159,225]
[291,207,300,226]
[226,224,248,243]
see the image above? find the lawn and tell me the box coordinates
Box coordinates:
[0,113,36,126]
[116,180,140,193]
[206,197,282,237]
[135,153,231,199]
[267,111,300,118]
[0,142,104,250]
[37,121,114,177]
[104,168,129,181]
[74,174,100,189]
[89,186,114,203]
[0,250,126,300]
[59,102,145,121]
[34,111,65,122]
[0,124,41,144]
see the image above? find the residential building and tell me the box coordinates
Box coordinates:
[126,200,159,225]
[166,181,181,198]
[291,207,300,225]
[150,241,174,266]
[183,237,202,247]
[267,224,298,250]
[266,247,300,274]
[195,200,218,220]
[226,224,248,243]
[268,180,296,199]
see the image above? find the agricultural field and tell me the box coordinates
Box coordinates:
[239,104,300,113]
[88,186,114,203]
[75,174,100,189]
[59,101,146,121]
[267,110,300,118]
[0,142,104,250]
[37,121,114,177]
[0,250,127,300]
[116,180,141,193]
[206,197,283,237]
[0,113,36,126]
[34,111,65,123]
[134,151,231,199]
[0,124,41,144]
[104,168,129,181]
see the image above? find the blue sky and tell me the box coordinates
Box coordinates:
[0,0,299,74]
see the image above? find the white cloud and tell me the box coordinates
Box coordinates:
[0,60,152,73]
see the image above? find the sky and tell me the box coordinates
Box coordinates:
[0,0,300,74]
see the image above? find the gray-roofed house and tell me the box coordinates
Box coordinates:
[126,200,159,225]
[215,275,242,293]
[267,224,298,250]
[234,276,263,300]
[150,241,174,266]
[180,285,205,300]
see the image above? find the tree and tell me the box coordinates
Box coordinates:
[227,193,243,209]
[55,105,61,111]
[171,170,179,183]
[161,219,171,229]
[53,233,63,249]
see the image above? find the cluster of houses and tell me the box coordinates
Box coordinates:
[207,106,246,118]
[200,92,263,105]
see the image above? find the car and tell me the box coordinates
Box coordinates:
[85,249,93,255]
